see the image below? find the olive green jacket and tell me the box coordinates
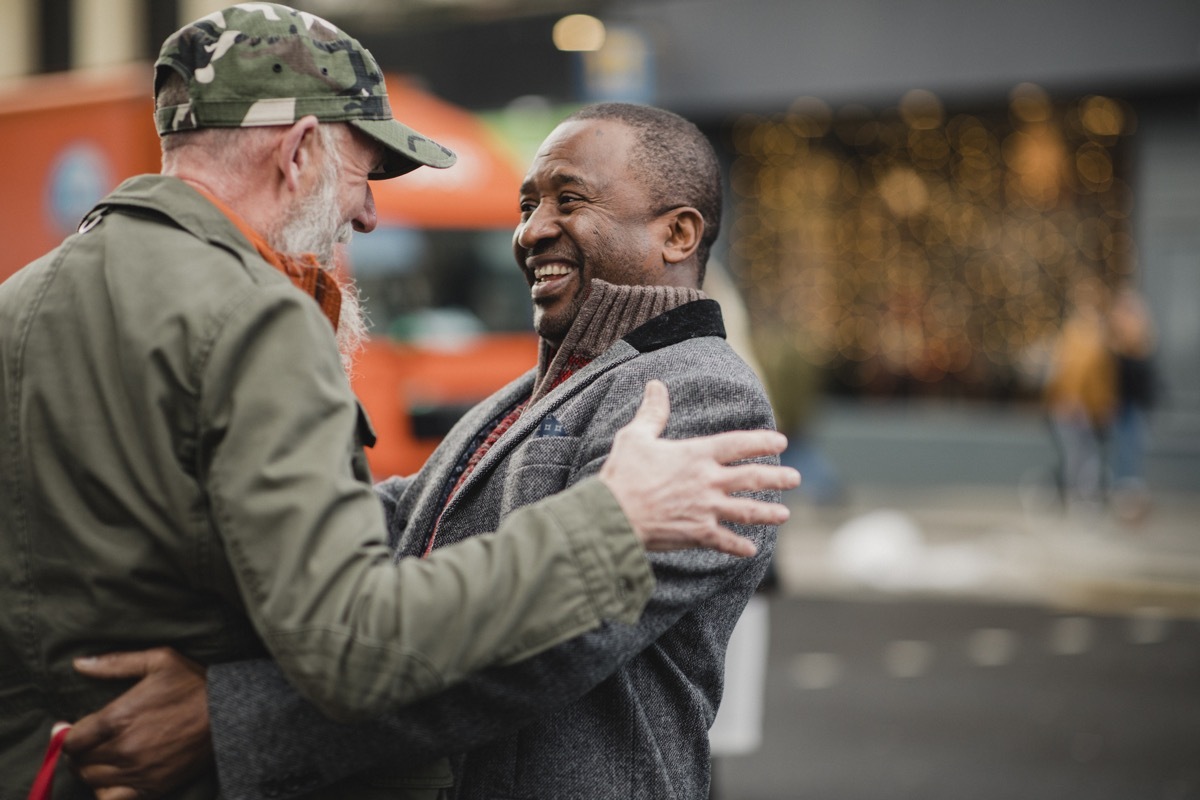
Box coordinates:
[0,175,653,799]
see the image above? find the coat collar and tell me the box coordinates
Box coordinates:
[623,298,726,353]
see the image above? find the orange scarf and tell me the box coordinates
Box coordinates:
[194,187,342,331]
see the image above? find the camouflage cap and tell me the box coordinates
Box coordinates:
[154,3,455,179]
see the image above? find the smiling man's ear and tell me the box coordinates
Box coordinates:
[661,207,704,267]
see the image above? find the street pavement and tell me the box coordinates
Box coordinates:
[711,593,1200,800]
[707,485,1200,799]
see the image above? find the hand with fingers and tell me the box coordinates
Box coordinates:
[63,648,212,800]
[600,380,800,557]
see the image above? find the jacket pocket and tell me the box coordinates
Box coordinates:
[498,435,579,518]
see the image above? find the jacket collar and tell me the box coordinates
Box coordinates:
[623,298,726,352]
[84,175,344,330]
[83,175,259,263]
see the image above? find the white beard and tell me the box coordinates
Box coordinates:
[270,144,367,377]
[332,274,368,378]
[274,176,348,266]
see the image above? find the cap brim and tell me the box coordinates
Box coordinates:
[351,117,457,180]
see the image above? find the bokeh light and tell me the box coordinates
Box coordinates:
[732,87,1136,397]
[552,14,606,52]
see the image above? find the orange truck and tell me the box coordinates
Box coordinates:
[0,65,539,479]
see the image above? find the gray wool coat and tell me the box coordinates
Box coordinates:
[207,300,779,800]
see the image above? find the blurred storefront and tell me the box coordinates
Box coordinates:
[343,0,1200,488]
[728,89,1135,402]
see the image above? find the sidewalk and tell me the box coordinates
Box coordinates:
[774,484,1200,617]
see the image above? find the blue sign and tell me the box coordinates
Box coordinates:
[45,142,114,234]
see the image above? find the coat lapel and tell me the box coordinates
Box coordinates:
[403,370,537,541]
[438,341,640,518]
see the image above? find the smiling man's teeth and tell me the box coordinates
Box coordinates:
[534,264,573,282]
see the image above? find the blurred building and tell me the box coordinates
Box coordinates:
[3,0,1198,488]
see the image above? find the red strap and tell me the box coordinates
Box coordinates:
[27,722,71,800]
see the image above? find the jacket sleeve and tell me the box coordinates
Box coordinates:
[208,361,778,798]
[373,475,417,551]
[201,287,653,723]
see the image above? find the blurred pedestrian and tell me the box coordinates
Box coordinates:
[1044,279,1117,510]
[1108,283,1158,521]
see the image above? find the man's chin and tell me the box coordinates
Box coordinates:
[533,313,570,346]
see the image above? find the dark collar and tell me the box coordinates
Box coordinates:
[622,299,726,353]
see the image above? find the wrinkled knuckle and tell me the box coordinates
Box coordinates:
[110,716,138,742]
[112,744,139,765]
[91,717,118,741]
[700,461,724,487]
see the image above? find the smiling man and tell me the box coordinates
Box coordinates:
[518,111,713,345]
[63,103,785,800]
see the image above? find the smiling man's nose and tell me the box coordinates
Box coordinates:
[515,203,559,250]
